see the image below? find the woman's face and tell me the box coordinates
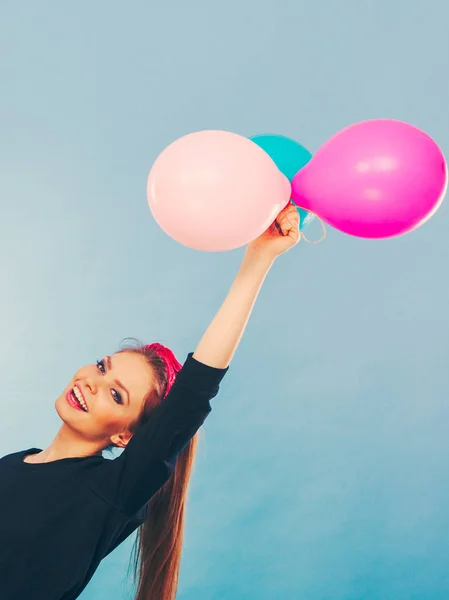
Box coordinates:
[55,351,155,448]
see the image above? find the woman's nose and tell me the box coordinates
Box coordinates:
[86,380,97,395]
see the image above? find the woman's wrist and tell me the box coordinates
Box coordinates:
[243,244,277,271]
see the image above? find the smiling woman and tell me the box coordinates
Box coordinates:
[45,349,157,463]
[0,203,301,600]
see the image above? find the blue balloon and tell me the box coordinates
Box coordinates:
[250,134,313,231]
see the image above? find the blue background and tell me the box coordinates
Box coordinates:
[1,1,449,598]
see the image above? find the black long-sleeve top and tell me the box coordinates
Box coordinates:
[0,353,228,600]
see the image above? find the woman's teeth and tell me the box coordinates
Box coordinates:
[73,385,88,412]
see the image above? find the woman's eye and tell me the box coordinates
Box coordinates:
[96,359,123,405]
[111,390,123,405]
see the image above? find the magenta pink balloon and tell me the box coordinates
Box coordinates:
[147,130,291,251]
[291,119,448,239]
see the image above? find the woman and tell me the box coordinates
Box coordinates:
[0,203,300,600]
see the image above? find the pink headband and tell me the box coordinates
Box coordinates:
[145,343,181,399]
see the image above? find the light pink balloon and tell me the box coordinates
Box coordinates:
[147,130,291,251]
[292,119,448,239]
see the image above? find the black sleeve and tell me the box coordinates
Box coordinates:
[90,353,228,516]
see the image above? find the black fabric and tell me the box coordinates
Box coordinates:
[0,353,228,600]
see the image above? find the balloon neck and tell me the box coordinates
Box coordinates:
[291,201,327,245]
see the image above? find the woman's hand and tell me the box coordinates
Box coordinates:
[246,202,301,261]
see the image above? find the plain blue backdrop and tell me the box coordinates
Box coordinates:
[1,1,449,598]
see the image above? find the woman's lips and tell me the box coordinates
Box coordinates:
[66,390,85,411]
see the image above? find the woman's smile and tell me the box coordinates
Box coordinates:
[66,386,88,412]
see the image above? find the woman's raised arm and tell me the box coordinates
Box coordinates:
[193,202,300,369]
